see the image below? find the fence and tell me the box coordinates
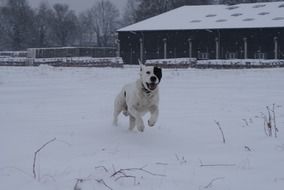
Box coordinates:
[0,47,122,67]
[27,47,117,59]
[0,51,27,58]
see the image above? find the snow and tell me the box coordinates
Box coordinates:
[34,57,123,67]
[1,66,284,190]
[0,57,123,67]
[196,59,284,67]
[145,58,196,68]
[118,2,284,31]
[146,57,196,65]
[145,58,284,68]
[198,59,279,65]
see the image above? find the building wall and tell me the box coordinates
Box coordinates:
[119,28,284,64]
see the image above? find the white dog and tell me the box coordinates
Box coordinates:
[113,61,162,132]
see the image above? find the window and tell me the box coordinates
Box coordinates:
[206,14,217,17]
[190,20,201,23]
[272,17,284,21]
[252,4,266,8]
[216,19,227,22]
[231,13,242,17]
[243,18,254,21]
[226,5,239,10]
[258,12,270,16]
[198,52,209,60]
[254,52,265,59]
[226,52,237,59]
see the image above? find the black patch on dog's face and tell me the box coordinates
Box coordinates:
[153,67,162,82]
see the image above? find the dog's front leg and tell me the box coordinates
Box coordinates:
[128,107,144,132]
[148,105,159,127]
[129,115,136,131]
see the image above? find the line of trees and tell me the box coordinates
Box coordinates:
[0,0,120,50]
[0,0,280,51]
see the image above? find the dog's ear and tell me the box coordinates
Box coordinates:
[138,59,144,72]
[154,67,162,81]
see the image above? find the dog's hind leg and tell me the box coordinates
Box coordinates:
[122,105,129,116]
[113,108,120,126]
[129,115,136,131]
[113,99,122,126]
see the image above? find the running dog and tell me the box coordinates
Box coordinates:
[113,60,162,132]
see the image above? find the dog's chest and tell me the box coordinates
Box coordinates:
[135,94,156,111]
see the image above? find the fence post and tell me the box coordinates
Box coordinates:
[116,39,120,57]
[163,38,167,59]
[215,37,219,59]
[243,37,247,59]
[274,36,278,59]
[188,38,192,58]
[140,38,143,62]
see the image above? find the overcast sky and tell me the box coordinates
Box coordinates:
[28,0,127,13]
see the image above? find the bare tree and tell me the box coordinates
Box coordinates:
[34,2,53,47]
[0,0,35,50]
[122,0,139,26]
[0,7,5,50]
[78,10,97,46]
[88,0,120,47]
[49,3,79,46]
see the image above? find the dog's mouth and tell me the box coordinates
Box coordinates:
[146,82,158,91]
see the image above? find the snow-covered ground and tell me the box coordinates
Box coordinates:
[0,66,284,190]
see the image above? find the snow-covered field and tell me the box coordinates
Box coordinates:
[0,66,284,190]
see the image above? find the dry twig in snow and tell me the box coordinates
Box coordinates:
[200,163,236,167]
[111,165,165,178]
[203,177,225,189]
[33,138,56,180]
[260,104,280,138]
[215,121,226,144]
[74,178,113,190]
[199,160,235,167]
[96,179,113,190]
[110,165,165,184]
[95,165,109,173]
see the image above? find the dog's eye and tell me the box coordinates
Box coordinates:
[146,71,151,75]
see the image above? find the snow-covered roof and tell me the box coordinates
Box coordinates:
[118,2,284,32]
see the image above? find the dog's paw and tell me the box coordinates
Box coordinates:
[137,124,145,132]
[148,119,156,127]
[123,111,129,116]
[112,118,118,126]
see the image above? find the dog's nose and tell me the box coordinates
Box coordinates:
[150,76,157,82]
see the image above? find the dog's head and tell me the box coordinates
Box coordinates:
[139,60,162,92]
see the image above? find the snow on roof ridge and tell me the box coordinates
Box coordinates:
[118,1,284,32]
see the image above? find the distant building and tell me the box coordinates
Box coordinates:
[117,2,284,64]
